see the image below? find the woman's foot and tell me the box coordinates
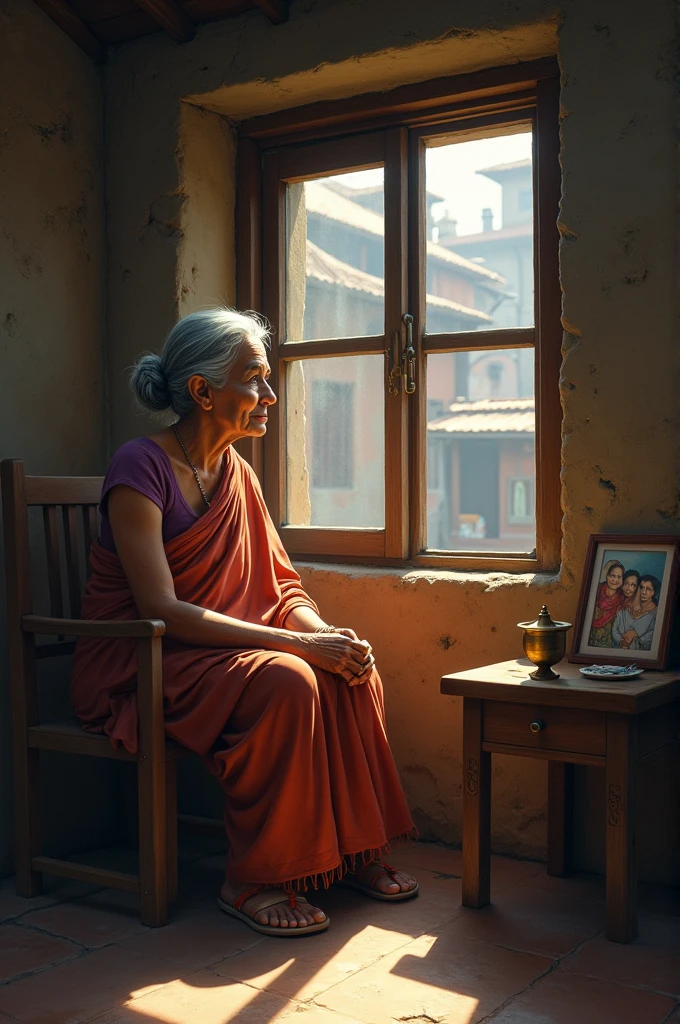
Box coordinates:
[219,879,327,929]
[347,860,418,896]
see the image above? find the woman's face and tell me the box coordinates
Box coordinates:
[622,576,639,599]
[212,337,276,439]
[606,567,623,590]
[639,579,656,604]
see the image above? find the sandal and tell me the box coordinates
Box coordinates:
[339,861,419,902]
[217,887,330,937]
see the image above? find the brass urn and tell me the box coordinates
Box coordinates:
[517,605,572,681]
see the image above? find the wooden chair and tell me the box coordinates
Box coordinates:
[1,459,190,927]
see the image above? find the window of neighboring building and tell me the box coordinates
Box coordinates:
[518,186,533,211]
[238,60,560,570]
[507,477,535,524]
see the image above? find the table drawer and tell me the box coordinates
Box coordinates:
[483,702,606,756]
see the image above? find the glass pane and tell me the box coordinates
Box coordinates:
[425,130,534,332]
[285,355,385,528]
[426,349,535,552]
[285,168,385,343]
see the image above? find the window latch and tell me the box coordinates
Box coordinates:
[388,329,401,395]
[401,313,416,394]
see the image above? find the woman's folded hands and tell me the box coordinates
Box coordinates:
[296,628,375,685]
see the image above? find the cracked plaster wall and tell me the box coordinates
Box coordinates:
[103,0,678,883]
[0,0,110,873]
[0,0,669,882]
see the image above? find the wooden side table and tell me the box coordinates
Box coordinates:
[440,659,679,943]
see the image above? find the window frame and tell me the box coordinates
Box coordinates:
[236,57,561,572]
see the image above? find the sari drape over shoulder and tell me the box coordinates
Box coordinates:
[71,447,414,889]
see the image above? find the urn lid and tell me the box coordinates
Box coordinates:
[517,604,572,631]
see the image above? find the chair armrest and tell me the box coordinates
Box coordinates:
[22,614,166,638]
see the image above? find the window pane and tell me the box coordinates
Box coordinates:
[426,349,535,552]
[285,168,385,343]
[425,130,534,332]
[285,355,385,528]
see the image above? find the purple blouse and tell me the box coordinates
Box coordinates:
[99,437,198,553]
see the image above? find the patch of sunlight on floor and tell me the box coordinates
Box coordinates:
[125,963,294,1024]
[314,932,481,1024]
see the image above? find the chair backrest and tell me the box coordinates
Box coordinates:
[1,460,104,660]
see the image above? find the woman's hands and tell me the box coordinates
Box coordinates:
[295,628,375,686]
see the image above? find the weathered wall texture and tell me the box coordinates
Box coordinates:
[0,0,109,873]
[1,0,676,883]
[102,0,679,883]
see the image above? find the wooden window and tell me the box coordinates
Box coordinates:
[237,58,561,571]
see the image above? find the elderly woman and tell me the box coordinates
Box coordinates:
[71,308,417,938]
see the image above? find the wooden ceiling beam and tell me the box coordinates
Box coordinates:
[251,0,288,24]
[32,0,106,62]
[136,0,196,41]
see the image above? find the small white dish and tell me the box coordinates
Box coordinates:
[579,665,644,680]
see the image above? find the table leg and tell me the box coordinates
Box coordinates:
[547,761,573,877]
[462,697,491,908]
[605,714,638,942]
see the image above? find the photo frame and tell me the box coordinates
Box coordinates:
[570,534,679,670]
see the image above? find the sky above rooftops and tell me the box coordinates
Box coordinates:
[333,130,532,237]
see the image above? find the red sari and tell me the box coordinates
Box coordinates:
[71,448,414,888]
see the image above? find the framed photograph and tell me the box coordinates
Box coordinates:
[570,534,679,669]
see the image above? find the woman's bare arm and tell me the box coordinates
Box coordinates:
[107,485,371,680]
[284,605,375,685]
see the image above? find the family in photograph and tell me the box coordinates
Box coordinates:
[588,559,661,650]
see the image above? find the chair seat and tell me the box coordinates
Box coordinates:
[28,718,187,761]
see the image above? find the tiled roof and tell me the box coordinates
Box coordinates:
[323,180,445,203]
[306,242,493,324]
[477,158,532,174]
[428,397,535,435]
[304,182,505,285]
[441,221,533,247]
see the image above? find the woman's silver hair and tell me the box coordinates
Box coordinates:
[130,307,270,418]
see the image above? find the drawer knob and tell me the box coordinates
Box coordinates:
[529,719,545,734]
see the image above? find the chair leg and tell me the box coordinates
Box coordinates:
[137,752,168,927]
[14,745,43,898]
[165,760,178,904]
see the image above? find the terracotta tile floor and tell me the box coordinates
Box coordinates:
[0,841,678,1024]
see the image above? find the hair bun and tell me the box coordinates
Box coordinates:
[130,353,172,412]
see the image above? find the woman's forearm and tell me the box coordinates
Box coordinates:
[154,596,303,655]
[283,604,328,633]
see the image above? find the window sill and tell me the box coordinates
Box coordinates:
[293,559,561,588]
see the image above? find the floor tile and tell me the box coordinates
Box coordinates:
[638,881,680,917]
[90,970,295,1024]
[490,968,676,1023]
[518,867,607,902]
[445,883,604,957]
[0,923,79,984]
[392,844,543,893]
[0,878,98,924]
[0,944,183,1023]
[325,871,466,938]
[316,928,552,1024]
[120,907,263,968]
[211,917,416,1001]
[562,918,680,998]
[18,899,149,949]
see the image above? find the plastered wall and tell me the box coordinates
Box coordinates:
[0,0,110,874]
[1,0,677,883]
[101,0,679,883]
